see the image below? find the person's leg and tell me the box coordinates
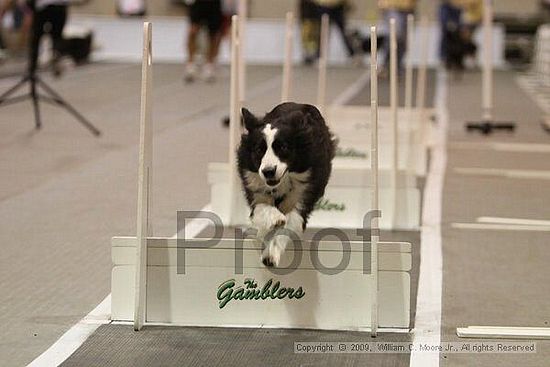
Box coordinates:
[184,2,204,81]
[381,9,393,73]
[314,5,324,58]
[46,5,68,77]
[203,0,222,81]
[396,11,408,71]
[329,4,354,57]
[184,23,200,81]
[187,23,200,63]
[29,7,46,74]
[205,0,222,64]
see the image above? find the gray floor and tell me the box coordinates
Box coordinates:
[440,71,550,366]
[61,325,411,367]
[0,63,366,366]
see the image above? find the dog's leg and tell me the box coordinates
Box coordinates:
[251,203,286,239]
[261,210,304,267]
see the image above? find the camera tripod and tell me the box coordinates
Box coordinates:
[0,67,101,136]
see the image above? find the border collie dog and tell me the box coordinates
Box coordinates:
[237,102,336,267]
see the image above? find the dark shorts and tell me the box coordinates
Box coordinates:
[189,0,223,35]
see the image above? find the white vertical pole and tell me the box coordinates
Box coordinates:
[228,15,241,226]
[405,14,415,174]
[416,17,429,112]
[317,14,330,113]
[237,0,247,105]
[281,12,294,102]
[416,17,429,145]
[390,18,398,229]
[370,25,379,338]
[134,22,153,331]
[404,14,414,115]
[482,0,493,121]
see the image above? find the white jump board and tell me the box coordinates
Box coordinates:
[327,105,434,177]
[111,237,411,331]
[209,163,421,229]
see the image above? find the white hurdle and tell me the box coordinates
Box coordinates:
[310,18,423,230]
[134,22,153,331]
[281,12,294,102]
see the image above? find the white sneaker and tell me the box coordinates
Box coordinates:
[202,63,216,83]
[183,62,197,83]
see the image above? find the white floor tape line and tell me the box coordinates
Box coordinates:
[26,295,111,367]
[454,167,550,180]
[331,69,371,106]
[457,326,550,340]
[449,141,550,153]
[477,216,550,226]
[409,69,447,367]
[451,223,550,232]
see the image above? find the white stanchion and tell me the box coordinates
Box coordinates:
[237,0,247,105]
[465,0,514,133]
[416,17,429,121]
[389,18,398,229]
[370,25,380,338]
[404,14,415,175]
[228,16,241,226]
[482,0,493,121]
[317,14,329,114]
[281,12,294,102]
[404,14,414,115]
[134,22,153,331]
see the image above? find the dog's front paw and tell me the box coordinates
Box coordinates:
[260,245,282,267]
[270,210,287,230]
[253,206,286,233]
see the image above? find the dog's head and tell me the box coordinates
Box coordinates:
[238,103,320,188]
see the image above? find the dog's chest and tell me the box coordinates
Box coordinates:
[245,171,309,214]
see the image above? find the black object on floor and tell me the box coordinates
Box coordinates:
[465,120,516,135]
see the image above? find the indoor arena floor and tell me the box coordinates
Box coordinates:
[1,63,549,367]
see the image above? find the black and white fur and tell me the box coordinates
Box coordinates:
[237,102,336,267]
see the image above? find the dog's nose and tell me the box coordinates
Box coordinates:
[262,167,276,179]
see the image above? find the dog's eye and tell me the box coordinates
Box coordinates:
[274,141,289,153]
[255,141,266,155]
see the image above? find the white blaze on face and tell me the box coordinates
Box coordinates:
[260,124,288,183]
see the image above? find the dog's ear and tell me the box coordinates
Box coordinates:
[241,108,262,132]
